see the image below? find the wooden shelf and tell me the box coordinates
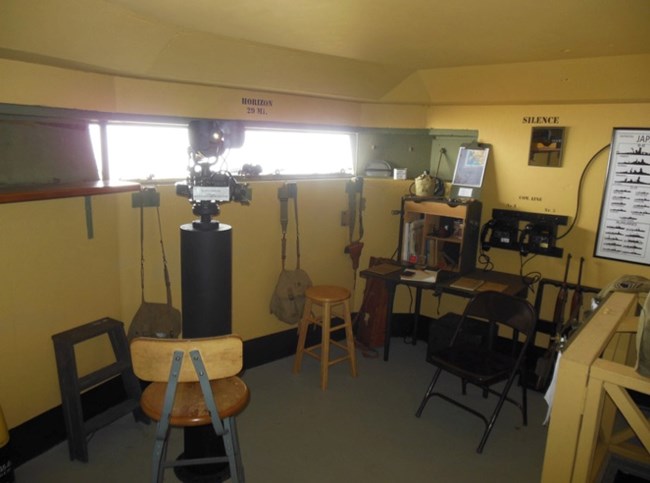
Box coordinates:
[531,147,561,153]
[0,180,140,204]
[425,235,462,244]
[399,196,482,273]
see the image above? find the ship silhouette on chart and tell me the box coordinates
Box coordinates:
[618,159,650,167]
[617,166,650,176]
[617,176,650,185]
[617,146,650,156]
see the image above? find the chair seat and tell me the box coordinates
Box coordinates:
[428,345,515,385]
[141,376,249,426]
[305,285,351,304]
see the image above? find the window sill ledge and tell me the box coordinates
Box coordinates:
[0,181,140,204]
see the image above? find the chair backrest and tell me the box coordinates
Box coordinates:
[457,290,537,351]
[130,334,243,383]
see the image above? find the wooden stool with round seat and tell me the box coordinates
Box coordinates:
[130,335,249,483]
[293,285,358,390]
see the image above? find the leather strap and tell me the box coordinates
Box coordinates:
[139,194,173,306]
[278,183,301,270]
[346,177,364,244]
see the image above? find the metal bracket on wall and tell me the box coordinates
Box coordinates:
[131,188,160,208]
[84,196,94,239]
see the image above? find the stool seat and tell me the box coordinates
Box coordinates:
[305,285,350,303]
[131,335,248,483]
[293,284,357,390]
[140,377,249,426]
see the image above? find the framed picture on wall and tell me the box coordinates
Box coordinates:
[450,143,491,199]
[452,145,490,188]
[594,127,650,265]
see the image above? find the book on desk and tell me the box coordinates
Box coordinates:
[449,276,508,293]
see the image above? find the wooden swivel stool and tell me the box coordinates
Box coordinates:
[293,285,358,390]
[130,335,249,483]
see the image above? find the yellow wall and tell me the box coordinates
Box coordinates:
[1,57,650,429]
[1,195,126,423]
[427,103,650,290]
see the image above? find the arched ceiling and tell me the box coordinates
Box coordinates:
[0,0,649,102]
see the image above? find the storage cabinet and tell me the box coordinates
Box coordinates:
[398,196,482,274]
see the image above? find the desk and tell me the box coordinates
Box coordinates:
[360,263,529,361]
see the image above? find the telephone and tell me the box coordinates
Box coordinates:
[518,222,554,256]
[480,218,518,251]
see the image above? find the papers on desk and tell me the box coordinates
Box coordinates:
[364,263,403,276]
[449,277,485,291]
[400,269,439,283]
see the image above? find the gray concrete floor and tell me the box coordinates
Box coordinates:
[15,339,548,482]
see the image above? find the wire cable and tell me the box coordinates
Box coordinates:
[519,251,541,293]
[477,249,494,272]
[557,143,611,240]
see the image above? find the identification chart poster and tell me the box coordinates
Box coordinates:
[595,128,650,265]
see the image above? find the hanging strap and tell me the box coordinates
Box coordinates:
[279,186,289,271]
[294,193,302,270]
[278,183,301,270]
[139,203,146,304]
[346,177,364,245]
[139,196,173,305]
[156,205,174,306]
[345,178,365,293]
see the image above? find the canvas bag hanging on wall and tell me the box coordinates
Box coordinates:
[270,183,312,324]
[128,201,182,340]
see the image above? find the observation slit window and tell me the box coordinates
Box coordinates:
[90,123,355,181]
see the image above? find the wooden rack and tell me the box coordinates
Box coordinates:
[541,291,650,482]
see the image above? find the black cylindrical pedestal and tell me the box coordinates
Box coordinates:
[178,221,232,482]
[180,222,232,338]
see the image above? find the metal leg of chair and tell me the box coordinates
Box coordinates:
[151,423,168,483]
[476,376,519,453]
[158,431,172,483]
[521,378,528,425]
[221,423,239,483]
[416,368,443,417]
[224,417,245,483]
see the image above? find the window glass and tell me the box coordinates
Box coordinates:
[223,129,355,176]
[91,123,188,181]
[91,122,355,181]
